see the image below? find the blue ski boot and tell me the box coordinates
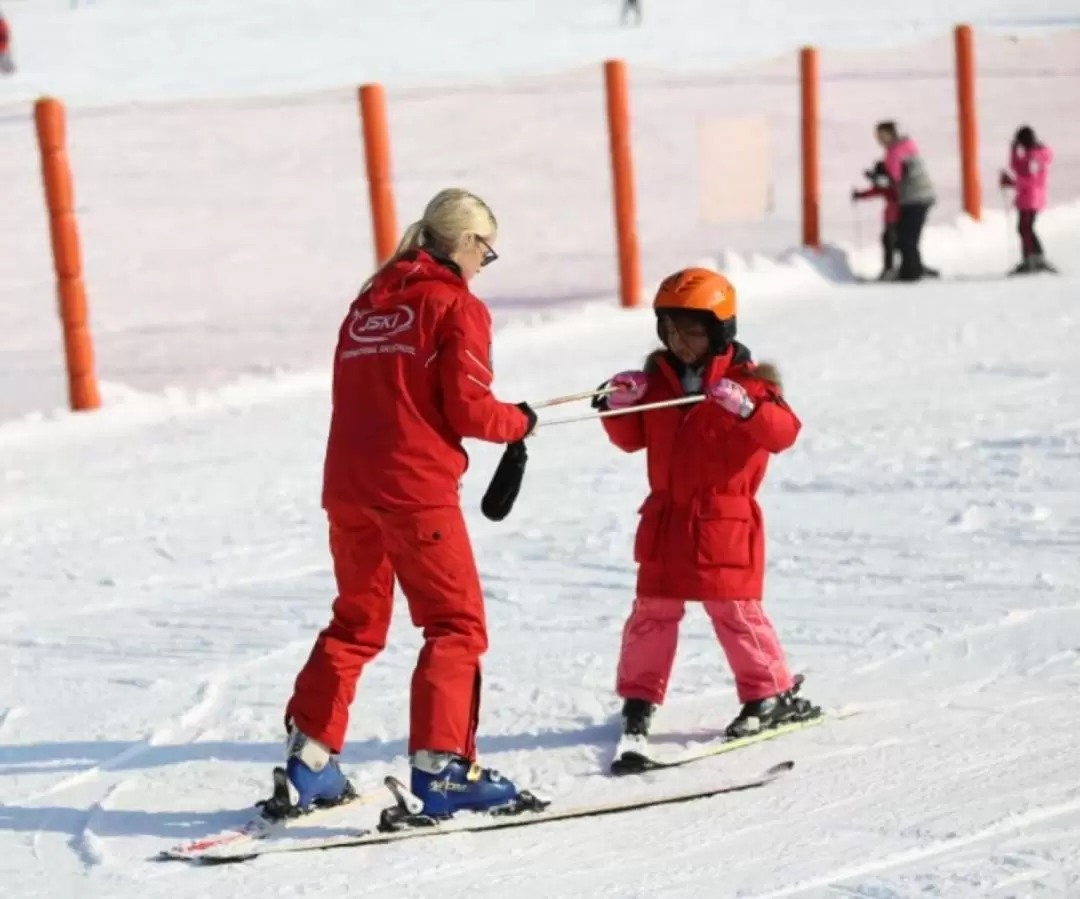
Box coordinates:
[378,751,548,831]
[258,727,355,821]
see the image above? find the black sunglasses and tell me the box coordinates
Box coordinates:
[477,236,498,267]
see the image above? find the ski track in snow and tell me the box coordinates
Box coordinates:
[68,782,128,870]
[854,603,1080,675]
[18,638,317,872]
[749,795,1080,899]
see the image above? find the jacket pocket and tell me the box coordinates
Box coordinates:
[633,494,665,564]
[695,495,753,568]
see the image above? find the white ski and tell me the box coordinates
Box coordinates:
[168,761,794,864]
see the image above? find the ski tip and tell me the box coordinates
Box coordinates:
[767,760,795,775]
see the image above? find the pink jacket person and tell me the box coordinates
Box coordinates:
[1006,144,1053,212]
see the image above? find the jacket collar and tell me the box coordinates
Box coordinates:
[653,343,751,395]
[368,250,465,306]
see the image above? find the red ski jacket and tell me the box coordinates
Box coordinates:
[602,345,800,601]
[322,251,530,512]
[852,184,899,225]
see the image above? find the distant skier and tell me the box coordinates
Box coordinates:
[591,268,820,749]
[272,188,538,823]
[999,125,1056,275]
[874,121,938,281]
[852,160,900,280]
[621,0,642,26]
[0,10,15,76]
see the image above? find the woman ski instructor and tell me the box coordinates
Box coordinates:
[272,188,537,822]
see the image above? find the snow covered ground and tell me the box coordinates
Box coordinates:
[3,1,1080,896]
[3,215,1080,895]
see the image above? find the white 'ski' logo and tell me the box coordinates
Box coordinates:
[348,305,416,344]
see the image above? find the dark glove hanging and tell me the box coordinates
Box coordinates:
[481,441,528,522]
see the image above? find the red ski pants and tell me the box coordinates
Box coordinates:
[285,504,487,760]
[616,597,794,705]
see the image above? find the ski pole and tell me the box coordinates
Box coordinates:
[532,385,617,410]
[537,394,704,428]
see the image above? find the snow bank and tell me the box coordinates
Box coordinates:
[706,199,1080,291]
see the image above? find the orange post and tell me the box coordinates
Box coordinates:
[603,59,641,308]
[799,47,820,250]
[358,83,398,265]
[33,97,100,412]
[954,24,981,220]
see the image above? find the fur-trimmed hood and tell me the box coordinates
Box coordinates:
[752,361,783,390]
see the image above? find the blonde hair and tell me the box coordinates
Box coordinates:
[362,188,497,291]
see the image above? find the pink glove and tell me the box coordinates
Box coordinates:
[606,371,648,409]
[708,378,755,419]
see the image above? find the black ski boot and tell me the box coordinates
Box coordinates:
[610,698,658,775]
[621,698,655,738]
[1010,255,1039,276]
[725,676,820,740]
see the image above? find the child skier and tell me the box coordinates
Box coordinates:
[999,125,1056,274]
[593,267,819,747]
[852,160,900,280]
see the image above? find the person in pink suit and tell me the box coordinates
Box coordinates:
[1000,126,1057,275]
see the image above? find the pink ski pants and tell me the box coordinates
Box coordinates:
[616,597,794,704]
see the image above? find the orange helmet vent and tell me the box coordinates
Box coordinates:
[652,268,736,321]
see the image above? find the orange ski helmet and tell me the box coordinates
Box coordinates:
[653,267,737,353]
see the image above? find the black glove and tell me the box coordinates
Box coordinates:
[481,440,528,522]
[590,379,611,411]
[516,401,537,438]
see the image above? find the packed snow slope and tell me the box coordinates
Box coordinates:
[2,0,1079,105]
[3,225,1080,896]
